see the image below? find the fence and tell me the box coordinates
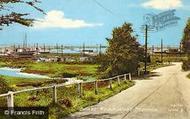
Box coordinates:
[0,73,132,108]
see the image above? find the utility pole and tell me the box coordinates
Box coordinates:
[144,25,148,74]
[99,44,102,56]
[36,43,39,53]
[179,42,182,57]
[56,43,58,55]
[161,38,163,63]
[61,45,64,57]
[43,43,46,52]
[82,43,85,57]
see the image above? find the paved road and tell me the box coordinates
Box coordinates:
[66,63,190,119]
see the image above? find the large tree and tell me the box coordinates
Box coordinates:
[181,18,190,70]
[181,18,190,54]
[98,23,143,78]
[0,0,44,29]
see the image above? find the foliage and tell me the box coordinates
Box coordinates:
[181,18,190,54]
[0,78,12,94]
[98,23,143,78]
[187,73,190,79]
[181,18,190,70]
[0,0,44,29]
[182,60,190,71]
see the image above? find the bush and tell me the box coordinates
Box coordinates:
[0,78,12,94]
[59,98,73,108]
[182,60,190,71]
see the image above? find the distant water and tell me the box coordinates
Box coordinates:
[0,67,49,79]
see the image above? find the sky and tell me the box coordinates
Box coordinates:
[1,0,190,46]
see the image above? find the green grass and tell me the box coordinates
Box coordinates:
[187,73,190,79]
[0,57,98,78]
[0,79,134,118]
[23,62,98,78]
[147,63,172,71]
[0,75,68,91]
[151,54,187,63]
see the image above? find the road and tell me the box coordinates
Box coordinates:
[66,63,190,119]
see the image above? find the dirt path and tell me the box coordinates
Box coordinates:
[66,63,190,119]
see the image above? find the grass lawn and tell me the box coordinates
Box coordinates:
[23,62,98,78]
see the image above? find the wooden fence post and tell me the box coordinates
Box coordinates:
[77,83,80,93]
[129,73,132,80]
[124,74,127,81]
[109,79,113,90]
[94,81,98,95]
[117,76,121,86]
[78,83,83,97]
[53,86,57,103]
[7,91,14,108]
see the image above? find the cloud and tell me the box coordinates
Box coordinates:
[33,10,103,29]
[142,0,183,10]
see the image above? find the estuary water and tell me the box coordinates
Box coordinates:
[0,67,49,79]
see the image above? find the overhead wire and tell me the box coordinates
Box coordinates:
[92,0,125,21]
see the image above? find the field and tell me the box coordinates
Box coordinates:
[23,62,98,78]
[0,57,98,78]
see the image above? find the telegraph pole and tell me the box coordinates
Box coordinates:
[61,45,64,57]
[99,44,102,56]
[43,43,46,52]
[179,42,182,57]
[144,25,148,74]
[56,43,58,55]
[161,38,163,63]
[82,43,85,56]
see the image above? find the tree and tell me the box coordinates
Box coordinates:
[181,18,190,70]
[98,23,143,78]
[181,18,190,54]
[0,0,44,29]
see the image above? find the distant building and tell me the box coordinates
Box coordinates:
[81,50,98,56]
[13,48,34,58]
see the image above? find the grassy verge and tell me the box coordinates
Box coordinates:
[0,79,134,118]
[187,73,190,79]
[147,63,172,71]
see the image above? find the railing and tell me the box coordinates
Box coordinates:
[0,73,132,108]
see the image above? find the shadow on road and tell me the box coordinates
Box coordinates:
[133,72,162,80]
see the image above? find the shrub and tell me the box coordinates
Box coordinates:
[182,60,190,71]
[59,98,73,108]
